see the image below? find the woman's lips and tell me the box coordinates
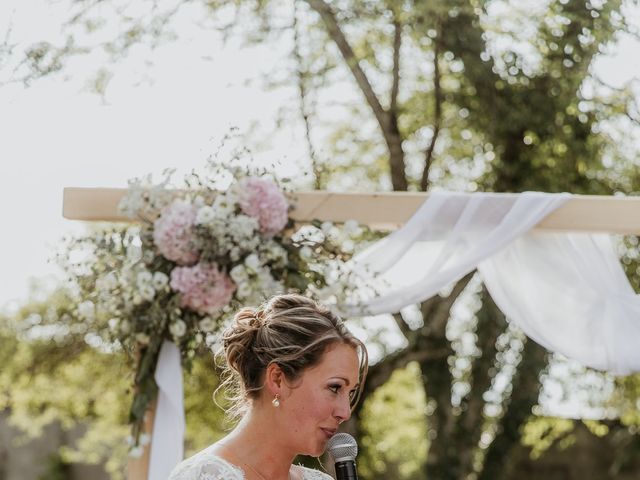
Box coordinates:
[320,428,337,439]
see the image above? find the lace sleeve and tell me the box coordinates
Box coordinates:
[168,454,245,480]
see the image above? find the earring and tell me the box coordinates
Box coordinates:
[272,394,280,408]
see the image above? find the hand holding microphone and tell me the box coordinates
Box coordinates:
[327,433,359,480]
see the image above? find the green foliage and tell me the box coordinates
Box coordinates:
[359,362,428,480]
[0,287,232,479]
[521,416,576,459]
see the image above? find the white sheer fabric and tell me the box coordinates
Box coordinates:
[152,190,640,479]
[340,191,640,375]
[149,341,185,480]
[167,445,333,480]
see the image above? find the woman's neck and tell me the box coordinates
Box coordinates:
[217,407,296,480]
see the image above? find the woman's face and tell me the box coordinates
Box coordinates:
[280,342,361,457]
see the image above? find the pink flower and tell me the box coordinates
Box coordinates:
[170,263,236,315]
[153,200,199,265]
[237,177,289,236]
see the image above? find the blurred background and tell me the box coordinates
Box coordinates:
[1,0,640,479]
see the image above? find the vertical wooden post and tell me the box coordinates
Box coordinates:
[126,397,158,479]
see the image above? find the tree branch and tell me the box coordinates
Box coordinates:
[392,312,412,340]
[421,32,442,192]
[304,0,408,190]
[292,1,322,188]
[390,16,401,115]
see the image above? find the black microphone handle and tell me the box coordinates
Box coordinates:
[334,460,358,480]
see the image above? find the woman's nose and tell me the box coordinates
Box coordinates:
[335,395,351,424]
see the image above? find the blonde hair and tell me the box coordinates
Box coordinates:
[217,293,368,420]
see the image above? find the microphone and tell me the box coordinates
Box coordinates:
[327,433,358,480]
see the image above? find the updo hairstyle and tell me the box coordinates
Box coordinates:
[217,293,367,418]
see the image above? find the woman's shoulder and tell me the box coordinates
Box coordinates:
[168,446,244,480]
[297,465,334,480]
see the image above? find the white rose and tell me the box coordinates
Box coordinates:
[230,265,249,283]
[139,284,155,302]
[342,240,355,253]
[108,318,120,331]
[236,282,252,299]
[213,194,235,217]
[136,271,153,287]
[78,301,95,321]
[196,205,216,225]
[98,272,118,292]
[126,245,142,262]
[170,320,187,338]
[343,219,362,236]
[198,317,216,332]
[299,246,313,261]
[244,253,262,273]
[152,272,169,290]
[230,246,241,261]
[321,221,334,235]
[129,446,144,458]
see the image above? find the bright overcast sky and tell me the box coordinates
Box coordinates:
[1,0,639,314]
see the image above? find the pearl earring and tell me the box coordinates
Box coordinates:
[272,394,281,408]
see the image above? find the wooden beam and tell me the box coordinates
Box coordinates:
[63,187,640,234]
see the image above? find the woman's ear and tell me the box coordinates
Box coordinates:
[264,362,285,395]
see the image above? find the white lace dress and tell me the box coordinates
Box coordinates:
[168,445,333,480]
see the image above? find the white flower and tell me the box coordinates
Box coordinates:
[321,221,334,235]
[195,205,216,225]
[136,332,150,345]
[108,318,120,331]
[236,281,252,299]
[170,320,187,338]
[213,194,236,217]
[244,253,262,273]
[126,245,142,262]
[230,246,241,261]
[136,271,153,287]
[120,320,131,334]
[78,301,95,321]
[139,284,155,302]
[299,246,313,260]
[97,272,118,292]
[129,446,144,458]
[342,239,355,253]
[230,265,249,283]
[198,317,216,332]
[344,219,362,236]
[152,272,169,290]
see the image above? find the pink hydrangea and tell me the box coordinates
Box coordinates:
[153,200,199,265]
[237,177,289,236]
[170,263,236,315]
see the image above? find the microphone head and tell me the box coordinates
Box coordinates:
[327,432,358,462]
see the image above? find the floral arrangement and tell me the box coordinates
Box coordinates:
[58,156,372,451]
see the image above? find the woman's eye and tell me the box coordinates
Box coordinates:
[329,384,341,393]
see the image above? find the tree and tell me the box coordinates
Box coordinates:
[4,0,640,478]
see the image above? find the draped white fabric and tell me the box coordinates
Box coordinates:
[339,191,640,375]
[151,191,640,479]
[149,341,185,480]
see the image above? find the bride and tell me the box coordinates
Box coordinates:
[168,293,368,480]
